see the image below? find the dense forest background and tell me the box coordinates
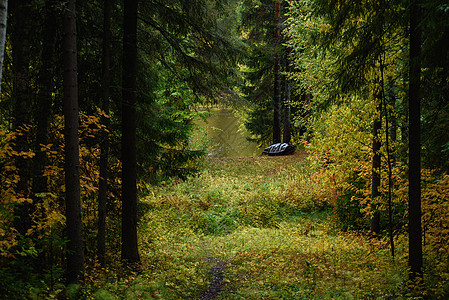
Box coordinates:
[1,0,449,298]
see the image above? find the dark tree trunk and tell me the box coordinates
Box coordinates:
[408,0,423,280]
[0,0,7,92]
[121,0,140,264]
[401,85,409,144]
[273,1,281,144]
[283,104,291,143]
[97,0,112,267]
[32,0,57,207]
[11,0,33,236]
[370,85,382,235]
[32,1,57,272]
[388,78,397,144]
[382,68,395,258]
[283,47,292,144]
[62,0,84,285]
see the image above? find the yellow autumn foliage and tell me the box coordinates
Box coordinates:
[422,173,449,254]
[1,112,122,259]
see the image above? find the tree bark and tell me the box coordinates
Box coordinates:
[121,0,140,264]
[283,46,292,144]
[32,0,57,208]
[31,1,57,272]
[0,0,7,95]
[11,0,33,236]
[97,0,112,267]
[408,0,423,280]
[388,78,397,144]
[370,84,382,236]
[63,0,84,284]
[273,1,281,144]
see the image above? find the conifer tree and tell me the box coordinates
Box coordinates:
[408,0,423,280]
[121,0,140,264]
[273,0,282,143]
[32,0,57,210]
[97,0,113,267]
[62,0,84,284]
[0,0,7,94]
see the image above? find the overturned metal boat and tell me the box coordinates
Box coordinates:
[262,143,296,156]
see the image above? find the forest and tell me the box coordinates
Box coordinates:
[1,0,448,299]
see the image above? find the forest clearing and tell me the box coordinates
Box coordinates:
[89,152,412,299]
[1,0,449,299]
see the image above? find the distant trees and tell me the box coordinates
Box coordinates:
[240,0,299,145]
[273,1,282,144]
[283,42,292,144]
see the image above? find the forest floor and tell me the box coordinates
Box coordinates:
[91,152,410,299]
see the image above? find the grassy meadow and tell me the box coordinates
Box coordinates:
[89,152,413,299]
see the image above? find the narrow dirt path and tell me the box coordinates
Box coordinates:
[201,257,228,299]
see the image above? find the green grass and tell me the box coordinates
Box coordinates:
[88,153,411,299]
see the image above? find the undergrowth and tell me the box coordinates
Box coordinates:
[82,152,433,299]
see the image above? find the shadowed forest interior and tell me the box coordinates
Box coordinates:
[1,0,449,299]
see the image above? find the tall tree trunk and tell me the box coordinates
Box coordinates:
[387,77,398,170]
[11,0,33,236]
[283,46,292,144]
[32,0,57,271]
[408,0,423,280]
[382,67,395,258]
[388,78,397,144]
[401,75,409,144]
[273,1,281,144]
[121,0,140,264]
[370,83,382,236]
[283,103,291,143]
[0,0,7,95]
[63,0,84,284]
[97,0,112,267]
[32,0,57,210]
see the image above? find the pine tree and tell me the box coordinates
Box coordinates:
[0,0,7,94]
[408,0,423,280]
[273,0,282,143]
[97,0,113,267]
[62,0,85,284]
[121,0,140,264]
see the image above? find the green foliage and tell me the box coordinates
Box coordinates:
[34,153,441,299]
[81,155,415,299]
[2,0,449,298]
[196,205,239,236]
[421,173,449,298]
[333,175,367,231]
[0,114,122,296]
[237,0,305,144]
[239,188,280,228]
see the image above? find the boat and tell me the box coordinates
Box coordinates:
[262,143,296,156]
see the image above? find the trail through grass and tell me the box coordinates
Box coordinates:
[92,152,409,299]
